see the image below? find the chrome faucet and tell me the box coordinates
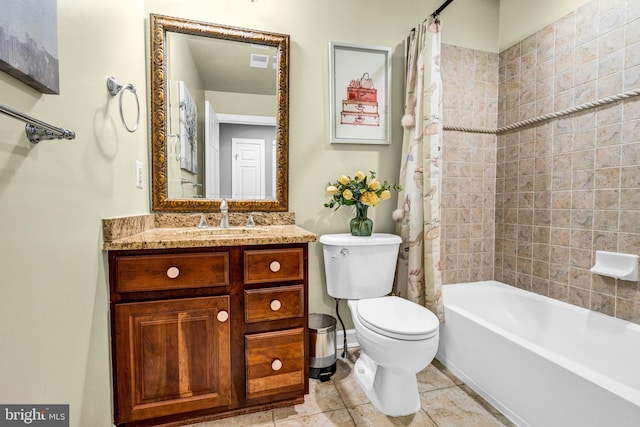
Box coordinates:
[219,199,229,228]
[245,212,256,228]
[193,213,209,229]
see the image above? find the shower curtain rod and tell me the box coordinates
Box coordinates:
[431,0,455,18]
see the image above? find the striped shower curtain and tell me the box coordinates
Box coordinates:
[394,16,444,321]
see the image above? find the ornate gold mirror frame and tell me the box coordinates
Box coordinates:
[150,14,289,212]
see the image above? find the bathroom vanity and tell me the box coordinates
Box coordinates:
[106,12,308,425]
[103,214,317,426]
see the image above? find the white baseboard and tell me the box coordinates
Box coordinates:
[336,328,359,350]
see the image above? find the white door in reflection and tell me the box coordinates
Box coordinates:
[271,141,276,199]
[231,138,266,199]
[205,101,221,198]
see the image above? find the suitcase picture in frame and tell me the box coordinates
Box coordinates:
[340,73,380,127]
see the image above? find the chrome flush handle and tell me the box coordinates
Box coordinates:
[331,248,349,259]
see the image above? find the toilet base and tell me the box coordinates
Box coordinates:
[353,352,421,417]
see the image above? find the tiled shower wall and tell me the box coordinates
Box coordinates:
[440,0,640,324]
[440,45,498,284]
[494,0,640,323]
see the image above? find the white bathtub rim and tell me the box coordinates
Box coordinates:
[441,281,640,408]
[448,280,635,328]
[444,280,640,339]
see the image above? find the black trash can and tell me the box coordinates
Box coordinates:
[309,313,337,381]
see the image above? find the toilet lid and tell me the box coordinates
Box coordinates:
[356,296,439,341]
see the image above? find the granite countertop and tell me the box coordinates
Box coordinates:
[103,213,318,251]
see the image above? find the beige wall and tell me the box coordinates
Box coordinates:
[0,1,148,425]
[142,0,501,326]
[446,0,501,52]
[0,0,498,425]
[499,0,591,50]
[3,0,617,423]
[440,0,640,321]
[495,0,640,322]
[167,34,203,198]
[207,91,277,116]
[440,0,640,315]
[441,45,499,284]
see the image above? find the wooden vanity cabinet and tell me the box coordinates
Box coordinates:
[108,244,309,427]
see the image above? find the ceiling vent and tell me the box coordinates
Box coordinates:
[250,54,269,69]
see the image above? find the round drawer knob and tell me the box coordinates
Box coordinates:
[166,266,180,279]
[271,359,283,371]
[270,299,282,311]
[269,261,281,272]
[217,310,229,323]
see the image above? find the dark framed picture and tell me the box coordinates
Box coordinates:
[0,0,60,94]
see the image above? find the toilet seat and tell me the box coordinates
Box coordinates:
[355,296,439,341]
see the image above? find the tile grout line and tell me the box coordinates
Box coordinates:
[330,377,361,426]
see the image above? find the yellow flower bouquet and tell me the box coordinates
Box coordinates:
[324,170,402,236]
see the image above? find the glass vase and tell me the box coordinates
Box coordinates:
[350,205,373,236]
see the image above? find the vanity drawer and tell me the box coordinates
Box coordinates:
[244,285,304,323]
[245,328,305,399]
[244,248,304,284]
[115,252,229,292]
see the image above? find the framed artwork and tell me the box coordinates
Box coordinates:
[179,81,198,174]
[0,0,60,94]
[329,42,391,144]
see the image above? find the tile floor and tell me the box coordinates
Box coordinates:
[188,349,515,427]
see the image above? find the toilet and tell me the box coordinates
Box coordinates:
[319,233,440,417]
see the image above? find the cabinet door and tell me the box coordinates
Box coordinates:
[114,297,231,423]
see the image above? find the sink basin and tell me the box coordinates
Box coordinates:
[170,226,269,238]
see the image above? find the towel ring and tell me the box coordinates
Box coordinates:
[107,76,140,133]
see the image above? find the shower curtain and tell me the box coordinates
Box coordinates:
[394,16,444,321]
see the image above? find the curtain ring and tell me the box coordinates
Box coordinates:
[107,76,140,133]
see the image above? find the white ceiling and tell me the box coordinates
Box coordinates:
[185,34,278,96]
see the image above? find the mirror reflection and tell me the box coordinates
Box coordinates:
[150,14,290,212]
[166,33,278,200]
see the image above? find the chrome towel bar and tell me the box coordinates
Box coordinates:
[0,102,76,144]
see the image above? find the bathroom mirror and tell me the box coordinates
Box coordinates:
[150,14,289,212]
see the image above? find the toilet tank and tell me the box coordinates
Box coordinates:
[319,233,402,299]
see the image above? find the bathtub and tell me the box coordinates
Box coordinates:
[436,280,640,427]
